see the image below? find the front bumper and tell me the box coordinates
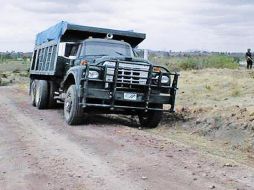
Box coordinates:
[84,89,173,111]
[86,89,172,104]
[79,60,179,112]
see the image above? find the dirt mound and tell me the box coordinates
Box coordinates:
[156,69,254,154]
[169,105,254,152]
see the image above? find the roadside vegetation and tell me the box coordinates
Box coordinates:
[150,54,241,71]
[0,57,29,86]
[145,53,254,157]
[154,68,254,158]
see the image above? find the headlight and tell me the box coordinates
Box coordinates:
[88,70,99,79]
[154,75,170,84]
[161,75,170,84]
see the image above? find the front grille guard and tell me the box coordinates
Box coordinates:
[80,60,179,112]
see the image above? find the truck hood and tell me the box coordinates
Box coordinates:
[84,56,151,66]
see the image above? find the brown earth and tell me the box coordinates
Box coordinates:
[156,69,254,153]
[0,81,254,189]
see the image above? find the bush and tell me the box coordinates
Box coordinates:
[150,55,239,71]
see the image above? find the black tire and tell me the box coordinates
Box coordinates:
[31,80,37,107]
[35,80,49,109]
[138,105,163,128]
[48,81,58,109]
[64,85,83,125]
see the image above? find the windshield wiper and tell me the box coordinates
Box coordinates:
[114,51,124,56]
[84,54,109,57]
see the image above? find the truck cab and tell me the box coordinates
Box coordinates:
[29,21,179,128]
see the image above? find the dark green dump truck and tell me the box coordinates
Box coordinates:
[29,21,179,128]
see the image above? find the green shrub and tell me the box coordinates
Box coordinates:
[205,85,212,91]
[231,89,241,97]
[150,55,239,71]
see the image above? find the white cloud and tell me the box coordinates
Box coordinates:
[0,0,253,52]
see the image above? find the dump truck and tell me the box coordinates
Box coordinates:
[29,21,179,128]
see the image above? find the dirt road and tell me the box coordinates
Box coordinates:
[0,86,253,190]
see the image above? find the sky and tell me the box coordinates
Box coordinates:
[0,0,254,52]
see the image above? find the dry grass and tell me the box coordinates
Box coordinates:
[150,55,239,71]
[0,61,29,86]
[0,61,29,72]
[152,68,254,162]
[177,68,254,108]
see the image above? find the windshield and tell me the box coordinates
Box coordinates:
[82,41,133,57]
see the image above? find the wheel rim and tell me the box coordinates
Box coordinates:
[35,84,40,105]
[31,82,36,103]
[138,112,149,124]
[139,116,149,123]
[64,91,72,120]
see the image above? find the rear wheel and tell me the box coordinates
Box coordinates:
[64,85,83,125]
[48,81,58,109]
[35,80,49,109]
[138,105,163,128]
[31,80,37,107]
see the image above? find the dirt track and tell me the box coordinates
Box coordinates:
[0,86,254,190]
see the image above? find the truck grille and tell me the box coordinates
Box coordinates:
[104,62,149,85]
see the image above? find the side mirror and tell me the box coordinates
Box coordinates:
[144,49,148,60]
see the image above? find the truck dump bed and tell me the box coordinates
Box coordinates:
[36,21,146,47]
[30,21,146,77]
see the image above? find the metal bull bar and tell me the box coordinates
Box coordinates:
[110,60,120,109]
[80,60,179,112]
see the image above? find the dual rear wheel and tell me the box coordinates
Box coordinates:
[31,80,58,109]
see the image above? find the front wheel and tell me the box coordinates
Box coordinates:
[138,105,163,128]
[64,85,84,125]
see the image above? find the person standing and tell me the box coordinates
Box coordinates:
[246,49,253,69]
